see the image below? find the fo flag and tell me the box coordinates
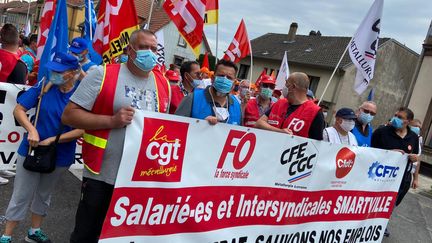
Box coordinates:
[94,0,139,63]
[276,51,290,90]
[163,0,206,57]
[348,0,384,95]
[37,0,68,82]
[204,0,218,25]
[36,0,56,61]
[223,19,250,64]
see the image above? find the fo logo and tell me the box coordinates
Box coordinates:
[132,118,189,182]
[335,147,356,179]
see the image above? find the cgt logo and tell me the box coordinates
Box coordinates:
[335,148,356,179]
[280,142,317,183]
[368,161,399,180]
[132,118,189,182]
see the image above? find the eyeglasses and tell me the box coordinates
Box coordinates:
[361,108,376,116]
[261,83,275,89]
[394,114,407,120]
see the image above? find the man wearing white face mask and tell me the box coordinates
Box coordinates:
[323,108,358,146]
[175,59,241,125]
[62,29,171,242]
[243,75,275,127]
[352,101,377,147]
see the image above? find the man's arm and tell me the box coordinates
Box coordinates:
[7,61,27,84]
[309,111,325,140]
[255,115,290,134]
[174,94,193,117]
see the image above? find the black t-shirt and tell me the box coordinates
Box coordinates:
[266,103,325,140]
[7,61,27,85]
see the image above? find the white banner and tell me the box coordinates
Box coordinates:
[348,0,384,95]
[275,51,290,90]
[99,110,407,243]
[0,83,83,170]
[155,29,166,68]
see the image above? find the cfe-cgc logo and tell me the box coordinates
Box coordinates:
[132,118,189,182]
[214,130,256,180]
[368,161,399,182]
[279,142,318,188]
[331,147,356,188]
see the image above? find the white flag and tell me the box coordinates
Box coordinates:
[155,29,165,68]
[24,19,31,37]
[348,0,384,95]
[275,51,290,90]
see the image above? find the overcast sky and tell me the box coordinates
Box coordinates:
[203,0,432,58]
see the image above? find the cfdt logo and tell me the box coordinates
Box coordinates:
[214,130,256,180]
[335,148,356,179]
[280,142,317,183]
[132,118,189,182]
[368,161,399,181]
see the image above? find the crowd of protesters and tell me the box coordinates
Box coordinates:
[0,25,424,243]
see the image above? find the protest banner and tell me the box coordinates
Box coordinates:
[99,110,407,243]
[0,83,83,170]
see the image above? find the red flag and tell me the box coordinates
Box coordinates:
[93,0,139,63]
[223,19,250,64]
[163,0,206,57]
[204,0,218,24]
[36,0,57,60]
[255,68,267,85]
[202,52,209,69]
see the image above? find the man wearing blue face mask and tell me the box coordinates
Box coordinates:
[62,29,171,242]
[175,59,241,125]
[351,101,377,147]
[69,37,97,73]
[371,107,419,237]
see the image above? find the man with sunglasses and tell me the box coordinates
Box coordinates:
[255,72,325,140]
[175,59,241,125]
[243,75,275,127]
[371,107,419,237]
[352,101,377,147]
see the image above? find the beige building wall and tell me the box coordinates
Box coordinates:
[67,5,85,40]
[408,56,432,124]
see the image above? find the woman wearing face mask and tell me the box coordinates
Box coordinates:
[175,59,241,125]
[243,75,275,127]
[0,52,84,243]
[323,108,358,146]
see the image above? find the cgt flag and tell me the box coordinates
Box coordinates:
[223,19,250,64]
[163,0,206,57]
[93,0,140,63]
[204,0,218,25]
[275,51,290,90]
[348,0,384,95]
[37,0,68,82]
[36,0,56,61]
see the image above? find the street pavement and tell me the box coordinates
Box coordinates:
[1,170,431,242]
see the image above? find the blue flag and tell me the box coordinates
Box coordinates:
[37,0,68,82]
[367,88,375,101]
[84,0,102,65]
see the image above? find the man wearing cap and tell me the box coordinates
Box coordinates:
[175,59,241,125]
[243,75,275,127]
[69,37,97,73]
[255,72,325,140]
[351,101,377,147]
[323,108,358,146]
[166,69,182,114]
[62,29,170,242]
[20,34,39,85]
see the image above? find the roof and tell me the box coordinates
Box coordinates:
[134,0,212,55]
[250,33,391,70]
[0,1,30,11]
[67,0,85,7]
[7,1,37,14]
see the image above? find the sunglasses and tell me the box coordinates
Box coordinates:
[394,114,407,120]
[261,83,275,89]
[362,108,376,116]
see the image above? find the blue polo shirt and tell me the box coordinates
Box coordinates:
[17,82,79,167]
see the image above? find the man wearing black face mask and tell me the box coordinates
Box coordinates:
[175,59,241,125]
[62,29,171,243]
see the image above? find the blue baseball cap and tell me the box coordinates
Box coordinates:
[45,52,80,72]
[69,37,88,54]
[307,89,315,99]
[336,108,357,119]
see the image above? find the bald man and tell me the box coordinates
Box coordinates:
[62,29,171,242]
[255,72,325,140]
[352,101,377,147]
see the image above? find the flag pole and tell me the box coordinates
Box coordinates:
[88,0,92,40]
[146,0,155,29]
[25,0,31,35]
[248,36,253,90]
[317,38,352,106]
[215,23,219,65]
